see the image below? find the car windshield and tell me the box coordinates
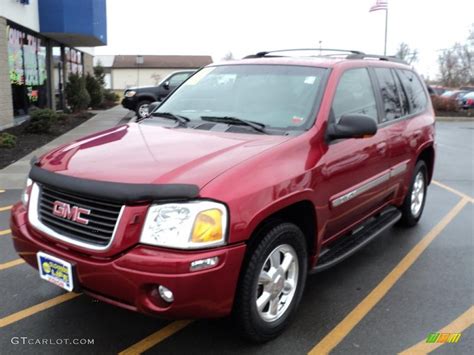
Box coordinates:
[441,91,453,97]
[154,65,327,131]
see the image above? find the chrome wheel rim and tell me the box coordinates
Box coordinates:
[256,244,299,323]
[138,104,149,118]
[411,171,425,216]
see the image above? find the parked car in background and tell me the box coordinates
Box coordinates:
[429,85,447,96]
[440,90,468,101]
[460,91,474,109]
[122,70,195,118]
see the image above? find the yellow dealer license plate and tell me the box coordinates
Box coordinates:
[37,252,74,292]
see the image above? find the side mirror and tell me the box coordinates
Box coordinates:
[163,81,170,90]
[327,114,377,140]
[147,101,161,114]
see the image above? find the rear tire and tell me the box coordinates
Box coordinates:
[398,161,428,227]
[233,223,307,342]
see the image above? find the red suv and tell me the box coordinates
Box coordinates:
[11,49,435,342]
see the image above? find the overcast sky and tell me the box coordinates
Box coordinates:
[94,0,473,79]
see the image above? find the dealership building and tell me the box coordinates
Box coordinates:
[0,0,107,130]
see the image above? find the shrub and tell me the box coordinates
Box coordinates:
[432,96,459,112]
[0,132,17,148]
[103,90,119,102]
[56,113,68,121]
[85,73,103,108]
[94,63,106,88]
[24,108,58,133]
[65,73,91,112]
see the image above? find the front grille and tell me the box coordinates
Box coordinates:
[38,184,123,247]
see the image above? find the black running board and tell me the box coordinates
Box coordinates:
[311,207,401,273]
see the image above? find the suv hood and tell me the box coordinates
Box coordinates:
[126,85,156,91]
[38,123,291,188]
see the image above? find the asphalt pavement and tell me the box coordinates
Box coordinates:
[0,121,472,354]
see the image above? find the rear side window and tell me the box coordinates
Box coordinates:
[374,68,403,122]
[396,70,428,114]
[331,68,378,124]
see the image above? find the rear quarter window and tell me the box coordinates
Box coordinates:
[374,68,404,122]
[396,70,428,114]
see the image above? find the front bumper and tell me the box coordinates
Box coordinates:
[10,203,246,318]
[121,97,138,111]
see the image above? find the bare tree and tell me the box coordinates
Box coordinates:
[395,42,418,64]
[438,48,463,87]
[222,51,235,61]
[454,43,473,85]
[437,24,474,87]
[151,73,162,86]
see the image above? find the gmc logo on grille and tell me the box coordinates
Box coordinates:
[52,201,91,225]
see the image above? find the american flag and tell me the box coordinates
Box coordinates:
[369,0,388,12]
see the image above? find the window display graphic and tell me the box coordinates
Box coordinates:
[6,25,48,115]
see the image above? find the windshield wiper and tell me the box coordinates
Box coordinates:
[150,112,190,126]
[200,116,269,134]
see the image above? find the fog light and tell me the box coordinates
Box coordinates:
[190,256,219,272]
[158,285,174,303]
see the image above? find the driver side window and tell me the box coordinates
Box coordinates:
[331,68,378,124]
[169,72,191,87]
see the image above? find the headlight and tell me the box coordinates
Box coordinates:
[140,201,228,249]
[125,90,136,97]
[21,178,33,206]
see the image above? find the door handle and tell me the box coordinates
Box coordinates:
[376,142,387,154]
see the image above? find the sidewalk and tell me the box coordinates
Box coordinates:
[0,106,133,189]
[436,116,474,122]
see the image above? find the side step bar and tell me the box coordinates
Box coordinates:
[311,207,402,273]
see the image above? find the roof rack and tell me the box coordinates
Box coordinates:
[243,48,408,64]
[346,53,407,64]
[244,48,364,59]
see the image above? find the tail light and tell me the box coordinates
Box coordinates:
[467,98,474,105]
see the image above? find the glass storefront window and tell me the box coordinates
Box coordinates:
[7,25,49,116]
[65,47,84,76]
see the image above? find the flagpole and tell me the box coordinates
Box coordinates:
[384,7,388,55]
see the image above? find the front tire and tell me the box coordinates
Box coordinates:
[399,161,428,227]
[233,223,308,342]
[136,100,151,119]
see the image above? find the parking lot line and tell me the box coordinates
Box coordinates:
[307,197,469,355]
[118,320,193,355]
[0,205,12,212]
[399,305,474,354]
[0,229,11,236]
[432,180,474,203]
[0,258,25,271]
[0,293,80,328]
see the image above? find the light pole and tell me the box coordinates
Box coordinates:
[136,55,144,87]
[369,0,389,55]
[384,8,388,56]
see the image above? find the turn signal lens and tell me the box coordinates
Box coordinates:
[191,209,223,243]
